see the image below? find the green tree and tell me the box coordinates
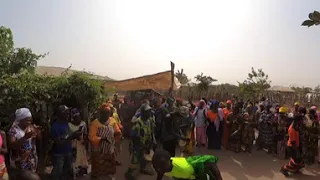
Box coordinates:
[302,11,320,27]
[0,26,108,129]
[195,73,217,96]
[0,26,46,77]
[238,67,271,99]
[175,68,189,84]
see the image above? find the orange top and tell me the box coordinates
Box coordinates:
[287,124,299,147]
[207,110,218,123]
[108,117,122,142]
[89,119,103,147]
[223,108,232,121]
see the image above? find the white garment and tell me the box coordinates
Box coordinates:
[15,108,32,122]
[194,107,207,127]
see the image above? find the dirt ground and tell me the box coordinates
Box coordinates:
[76,140,320,180]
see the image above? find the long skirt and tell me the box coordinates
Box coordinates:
[223,122,229,148]
[181,129,195,155]
[207,123,221,150]
[196,127,207,146]
[257,123,274,151]
[281,147,305,173]
[91,152,116,177]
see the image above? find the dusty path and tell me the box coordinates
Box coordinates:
[78,140,320,180]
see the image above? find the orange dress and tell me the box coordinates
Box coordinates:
[222,108,232,148]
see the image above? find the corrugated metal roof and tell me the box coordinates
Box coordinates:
[267,86,295,93]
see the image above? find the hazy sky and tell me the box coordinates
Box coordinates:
[1,0,320,87]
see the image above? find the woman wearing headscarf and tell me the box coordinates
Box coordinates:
[193,100,208,147]
[222,100,232,149]
[280,114,305,176]
[68,108,88,177]
[176,106,195,156]
[242,103,256,154]
[227,103,243,152]
[303,108,319,164]
[107,104,123,165]
[256,104,275,154]
[276,107,289,159]
[89,104,116,179]
[206,100,223,150]
[8,108,41,172]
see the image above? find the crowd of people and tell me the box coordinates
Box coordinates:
[0,93,319,180]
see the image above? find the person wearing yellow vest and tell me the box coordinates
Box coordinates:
[152,150,223,180]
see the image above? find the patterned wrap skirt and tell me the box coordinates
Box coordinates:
[91,125,116,177]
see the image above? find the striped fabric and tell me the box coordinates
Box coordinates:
[283,158,305,173]
[92,126,115,154]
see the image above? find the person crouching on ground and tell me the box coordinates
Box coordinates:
[152,150,223,180]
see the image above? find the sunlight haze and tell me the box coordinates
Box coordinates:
[1,0,320,87]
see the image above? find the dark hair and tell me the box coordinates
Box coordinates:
[298,107,307,115]
[201,97,208,104]
[152,150,171,166]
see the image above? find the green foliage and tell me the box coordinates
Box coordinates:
[0,26,47,77]
[238,67,271,99]
[302,11,320,27]
[0,26,108,128]
[195,73,217,93]
[175,69,189,85]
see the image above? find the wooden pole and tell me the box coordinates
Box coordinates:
[169,61,175,97]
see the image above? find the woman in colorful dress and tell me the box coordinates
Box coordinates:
[68,108,89,178]
[8,108,41,172]
[222,100,232,149]
[0,129,9,180]
[276,107,289,159]
[242,103,255,154]
[256,104,275,154]
[108,104,123,165]
[89,104,116,179]
[178,106,195,156]
[207,100,223,150]
[227,103,243,153]
[193,100,208,147]
[280,114,305,176]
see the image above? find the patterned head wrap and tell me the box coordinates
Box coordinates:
[15,108,32,122]
[100,103,111,112]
